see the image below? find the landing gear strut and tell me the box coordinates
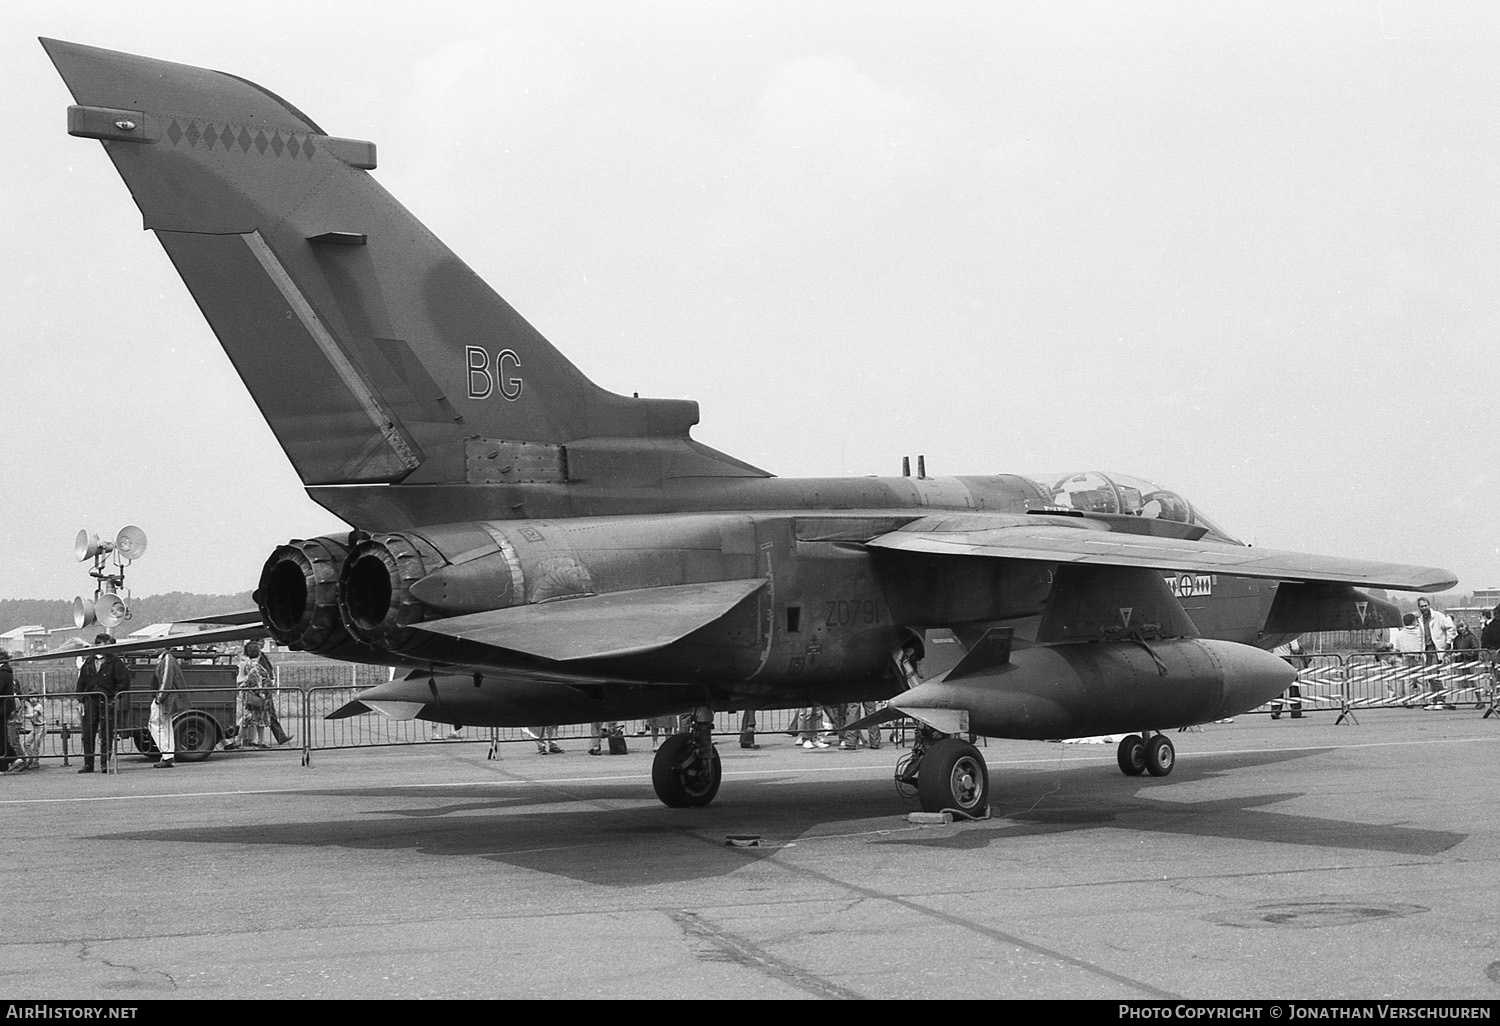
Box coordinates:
[1116,732,1174,777]
[650,711,722,808]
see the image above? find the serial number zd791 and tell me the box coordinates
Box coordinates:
[822,599,879,628]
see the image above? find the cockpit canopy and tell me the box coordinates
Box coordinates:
[1023,471,1238,542]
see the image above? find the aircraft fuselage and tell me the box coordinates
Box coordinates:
[283,501,1282,685]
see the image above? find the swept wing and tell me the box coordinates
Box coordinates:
[866,514,1456,593]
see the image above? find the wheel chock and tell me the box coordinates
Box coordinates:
[907,805,992,825]
[906,811,953,825]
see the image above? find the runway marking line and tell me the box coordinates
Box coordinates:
[0,732,1491,807]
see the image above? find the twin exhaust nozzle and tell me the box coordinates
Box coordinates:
[256,532,441,655]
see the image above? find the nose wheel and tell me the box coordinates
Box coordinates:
[651,733,723,808]
[1116,733,1173,777]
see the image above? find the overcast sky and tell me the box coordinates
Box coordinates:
[2,0,1496,607]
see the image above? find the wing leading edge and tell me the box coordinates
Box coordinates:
[866,516,1456,593]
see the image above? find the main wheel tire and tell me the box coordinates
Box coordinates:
[172,712,219,763]
[651,733,722,808]
[1145,734,1175,777]
[916,739,989,815]
[1117,735,1146,776]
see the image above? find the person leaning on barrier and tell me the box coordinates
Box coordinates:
[12,682,45,772]
[1269,639,1305,719]
[148,649,189,769]
[1479,605,1500,708]
[75,633,130,774]
[1390,612,1424,654]
[1451,621,1483,709]
[1389,612,1426,702]
[1452,621,1479,658]
[1481,604,1500,652]
[0,652,15,772]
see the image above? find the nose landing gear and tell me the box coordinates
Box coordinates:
[650,710,722,808]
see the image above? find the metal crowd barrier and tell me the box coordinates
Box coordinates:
[1270,653,1346,713]
[1259,650,1497,720]
[2,687,90,771]
[1,670,810,774]
[1342,651,1495,711]
[1,683,308,774]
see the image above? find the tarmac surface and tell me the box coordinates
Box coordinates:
[1,709,1497,1001]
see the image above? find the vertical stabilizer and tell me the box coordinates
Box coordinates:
[43,38,764,488]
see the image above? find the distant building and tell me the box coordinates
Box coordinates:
[53,626,110,649]
[0,626,49,657]
[10,626,124,656]
[128,622,197,640]
[1444,588,1498,628]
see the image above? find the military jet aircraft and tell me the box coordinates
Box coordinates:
[38,38,1454,816]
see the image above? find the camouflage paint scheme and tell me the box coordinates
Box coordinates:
[39,40,1453,807]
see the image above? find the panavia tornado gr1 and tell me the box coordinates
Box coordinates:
[39,38,1454,816]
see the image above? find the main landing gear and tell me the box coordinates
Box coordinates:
[1116,732,1174,777]
[897,728,991,817]
[650,714,722,808]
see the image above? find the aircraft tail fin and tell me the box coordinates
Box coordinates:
[43,38,764,488]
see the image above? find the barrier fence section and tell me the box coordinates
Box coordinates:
[1263,650,1497,716]
[3,683,90,770]
[1274,653,1346,713]
[1,680,310,772]
[3,663,804,772]
[1341,650,1495,711]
